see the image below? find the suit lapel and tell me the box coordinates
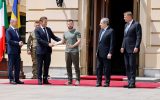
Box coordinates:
[128,20,134,32]
[99,27,109,42]
[39,27,48,40]
[98,29,103,41]
[125,20,135,35]
[9,27,20,40]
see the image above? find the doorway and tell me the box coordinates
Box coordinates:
[88,0,139,75]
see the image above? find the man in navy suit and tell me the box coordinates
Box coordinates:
[120,11,142,88]
[35,17,61,85]
[6,19,24,84]
[96,18,114,87]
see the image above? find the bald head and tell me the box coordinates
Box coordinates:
[10,19,18,28]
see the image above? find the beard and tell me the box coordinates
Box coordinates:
[68,26,73,30]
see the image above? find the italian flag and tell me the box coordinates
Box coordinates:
[0,0,8,62]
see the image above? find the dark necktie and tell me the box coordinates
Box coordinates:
[43,28,49,41]
[14,29,19,38]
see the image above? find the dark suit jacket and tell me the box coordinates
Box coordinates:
[122,20,142,53]
[6,27,21,54]
[35,27,61,54]
[97,26,114,58]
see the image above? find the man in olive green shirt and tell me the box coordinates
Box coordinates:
[55,19,81,86]
[27,21,40,79]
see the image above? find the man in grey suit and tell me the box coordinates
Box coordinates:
[96,18,114,87]
[120,11,142,88]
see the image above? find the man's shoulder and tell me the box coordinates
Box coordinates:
[6,27,12,32]
[72,29,81,35]
[30,31,35,36]
[133,20,140,25]
[35,27,41,31]
[46,27,51,31]
[108,27,114,32]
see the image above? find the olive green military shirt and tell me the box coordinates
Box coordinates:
[27,31,37,51]
[63,29,81,52]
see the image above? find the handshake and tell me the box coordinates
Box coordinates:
[48,42,58,47]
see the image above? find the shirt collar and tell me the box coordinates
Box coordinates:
[103,26,108,31]
[40,25,46,30]
[128,19,133,25]
[69,28,76,32]
[10,25,16,30]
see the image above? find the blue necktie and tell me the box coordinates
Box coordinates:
[99,29,105,41]
[43,28,49,42]
[14,29,19,38]
[125,23,130,34]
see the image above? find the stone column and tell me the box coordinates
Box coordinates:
[78,0,90,75]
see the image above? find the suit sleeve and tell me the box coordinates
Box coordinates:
[35,29,49,47]
[121,25,126,48]
[6,29,19,46]
[135,23,142,48]
[109,30,115,54]
[48,28,61,42]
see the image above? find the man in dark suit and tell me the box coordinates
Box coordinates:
[120,11,142,88]
[35,16,61,85]
[6,19,24,84]
[96,18,114,87]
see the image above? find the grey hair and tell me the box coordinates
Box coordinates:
[124,11,133,18]
[100,18,109,25]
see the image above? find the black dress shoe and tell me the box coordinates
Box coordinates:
[43,80,51,84]
[16,81,24,84]
[38,80,42,85]
[123,85,129,88]
[103,83,110,87]
[128,84,136,88]
[10,80,17,84]
[96,83,102,87]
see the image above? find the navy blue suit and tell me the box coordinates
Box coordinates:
[6,27,21,82]
[96,26,114,85]
[121,20,142,85]
[35,27,61,81]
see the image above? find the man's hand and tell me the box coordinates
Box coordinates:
[133,48,139,53]
[107,53,112,59]
[49,43,54,47]
[19,41,23,47]
[120,48,124,53]
[27,51,31,55]
[54,42,59,46]
[67,44,74,49]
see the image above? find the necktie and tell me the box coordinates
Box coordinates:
[14,29,19,38]
[125,23,130,34]
[43,28,49,41]
[99,29,105,41]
